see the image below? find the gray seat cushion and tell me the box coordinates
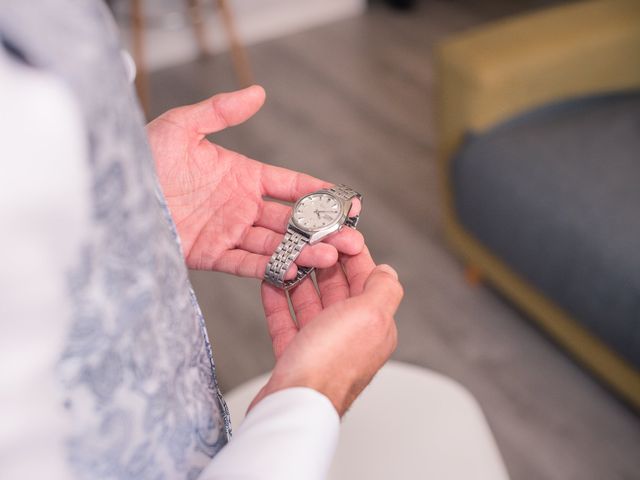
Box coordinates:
[452,92,640,369]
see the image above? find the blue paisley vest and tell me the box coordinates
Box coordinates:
[0,1,230,478]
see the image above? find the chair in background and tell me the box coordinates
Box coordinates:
[126,0,253,115]
[224,361,510,479]
[436,0,640,409]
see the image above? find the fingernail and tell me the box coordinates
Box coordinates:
[378,264,398,280]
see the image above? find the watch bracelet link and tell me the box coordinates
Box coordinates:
[328,184,362,228]
[264,229,313,289]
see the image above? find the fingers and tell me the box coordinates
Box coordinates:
[316,263,350,308]
[240,227,338,268]
[349,197,362,218]
[341,246,376,296]
[255,201,290,232]
[325,228,364,255]
[260,164,331,202]
[214,249,297,280]
[360,264,404,318]
[261,282,297,358]
[163,85,266,136]
[210,228,361,281]
[289,278,323,328]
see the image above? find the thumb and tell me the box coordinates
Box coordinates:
[360,264,404,317]
[166,85,266,136]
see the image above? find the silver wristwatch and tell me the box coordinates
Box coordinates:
[264,184,362,289]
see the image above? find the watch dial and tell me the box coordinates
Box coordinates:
[293,193,342,231]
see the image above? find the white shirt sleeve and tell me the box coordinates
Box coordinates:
[199,387,340,480]
[0,42,90,479]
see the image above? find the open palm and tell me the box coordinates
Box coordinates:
[146,86,363,280]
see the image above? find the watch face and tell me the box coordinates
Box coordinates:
[292,193,342,231]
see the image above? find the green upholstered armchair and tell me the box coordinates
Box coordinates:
[436,0,640,409]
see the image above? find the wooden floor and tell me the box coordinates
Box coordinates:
[149,1,640,479]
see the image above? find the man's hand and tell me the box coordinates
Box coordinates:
[146,86,363,279]
[250,248,403,416]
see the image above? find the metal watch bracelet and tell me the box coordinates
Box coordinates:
[264,184,361,290]
[263,230,314,289]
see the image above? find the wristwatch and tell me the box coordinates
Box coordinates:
[264,184,362,289]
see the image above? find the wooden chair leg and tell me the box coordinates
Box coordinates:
[187,0,211,57]
[216,0,254,87]
[464,264,484,286]
[131,0,150,118]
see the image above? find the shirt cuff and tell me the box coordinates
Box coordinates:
[199,387,340,480]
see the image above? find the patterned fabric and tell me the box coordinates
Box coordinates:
[0,1,230,478]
